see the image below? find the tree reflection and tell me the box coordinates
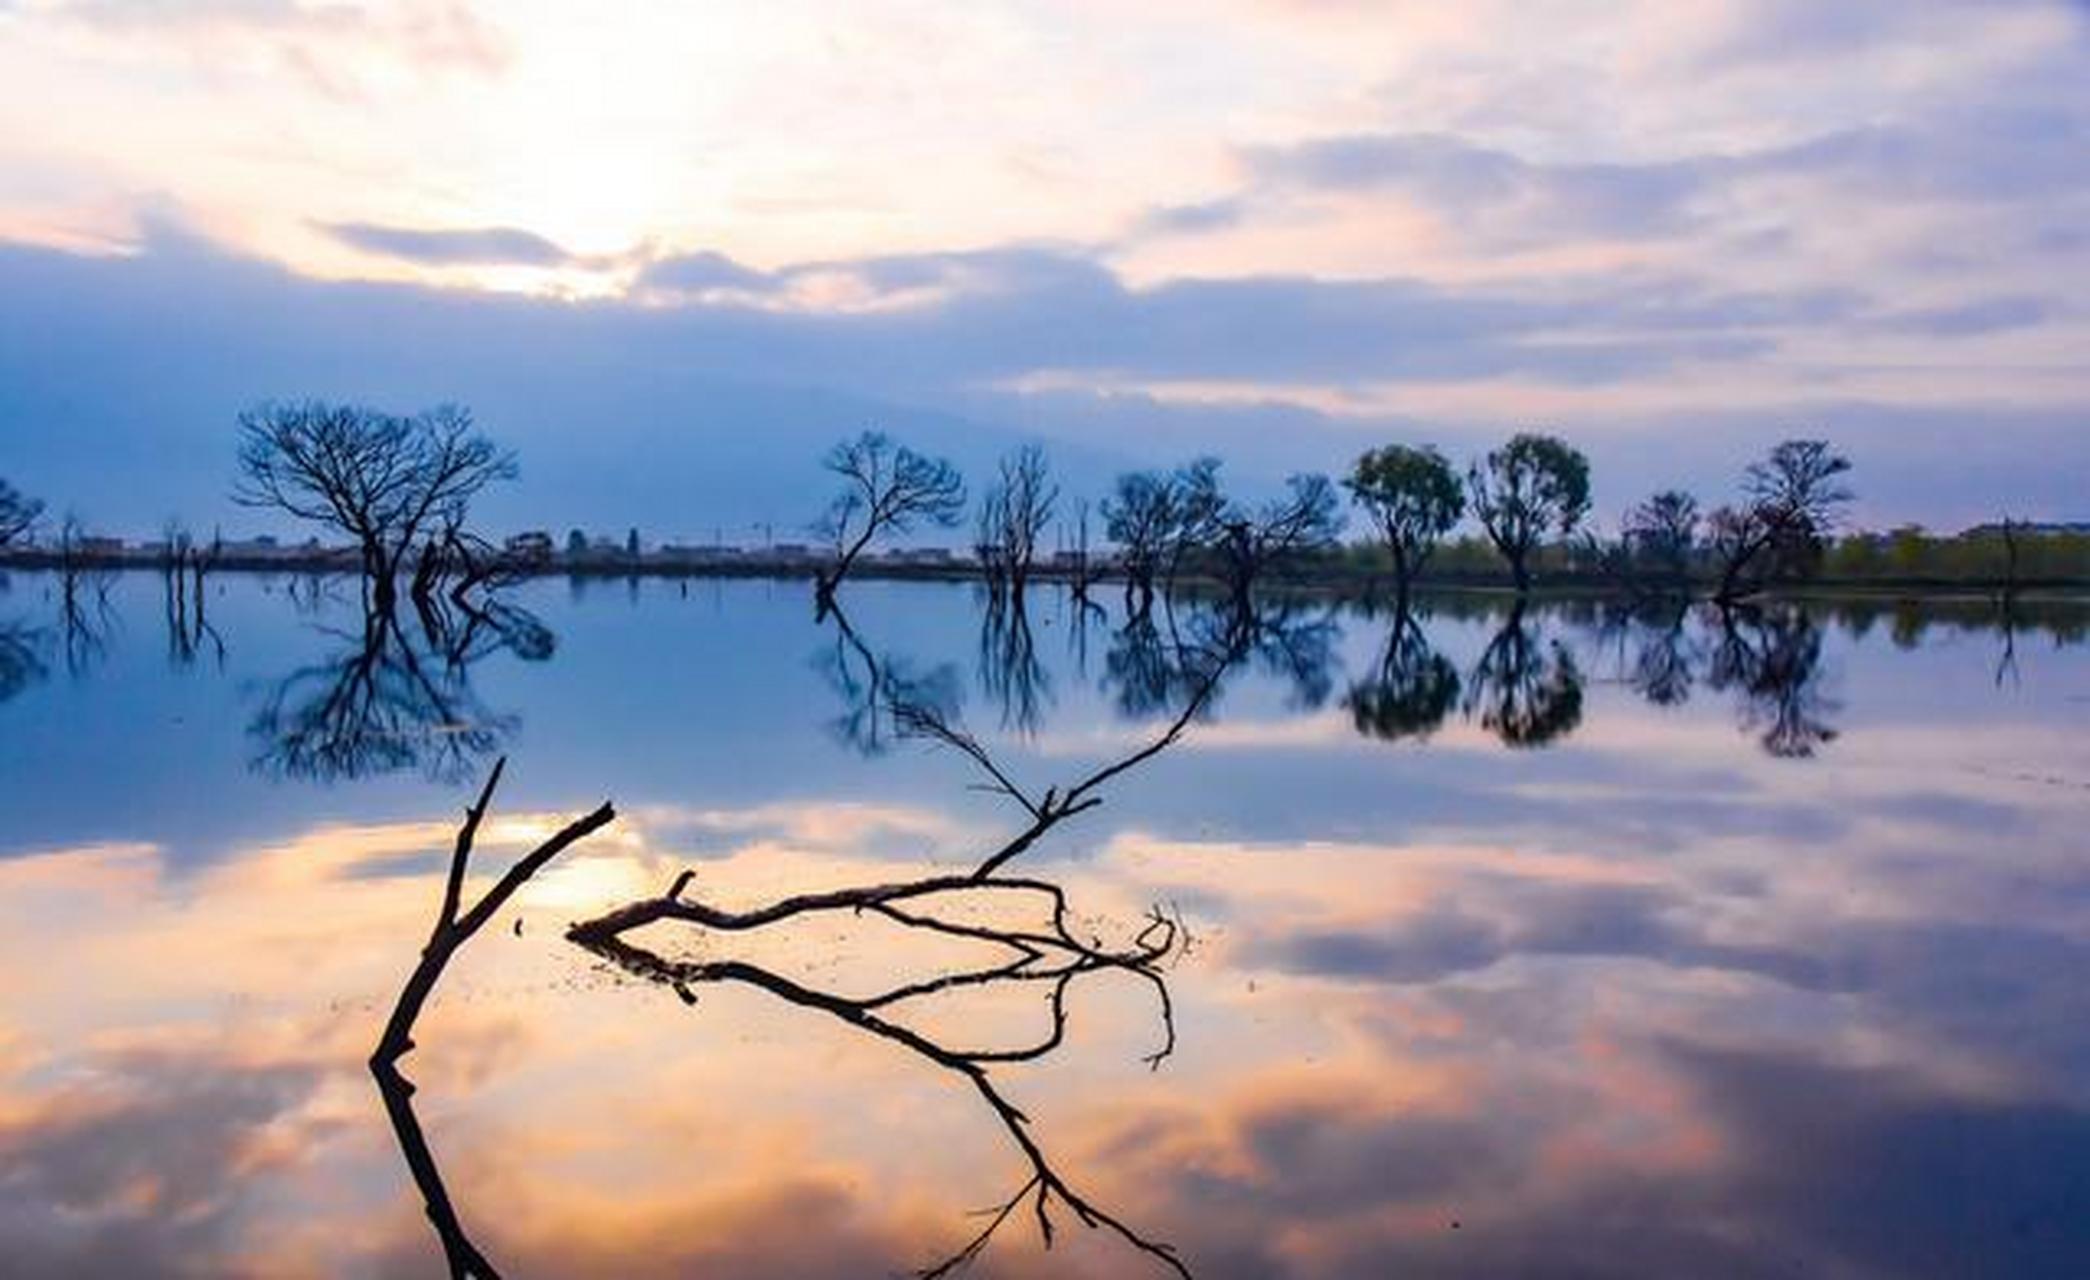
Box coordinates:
[977,589,1052,735]
[0,616,46,703]
[1103,607,1206,720]
[163,558,226,669]
[375,617,1242,1277]
[55,551,116,677]
[1465,602,1584,747]
[1580,596,1699,709]
[817,600,962,756]
[1346,604,1459,742]
[1707,604,1839,758]
[1105,594,1339,724]
[1227,596,1341,711]
[248,599,546,784]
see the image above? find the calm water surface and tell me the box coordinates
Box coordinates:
[2,570,2087,1278]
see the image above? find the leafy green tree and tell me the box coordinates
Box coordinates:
[1345,444,1464,602]
[1466,433,1591,592]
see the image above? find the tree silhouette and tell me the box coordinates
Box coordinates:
[813,431,965,611]
[1346,606,1460,741]
[1346,444,1464,604]
[1467,433,1590,592]
[0,477,43,548]
[1213,473,1343,602]
[1621,489,1700,586]
[978,444,1058,600]
[1711,439,1854,602]
[1464,602,1584,747]
[371,761,616,1280]
[234,401,514,612]
[1707,604,1839,757]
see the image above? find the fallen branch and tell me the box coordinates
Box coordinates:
[370,758,616,1280]
[570,875,1188,1278]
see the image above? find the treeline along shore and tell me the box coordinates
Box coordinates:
[3,529,2087,598]
[1,402,2084,612]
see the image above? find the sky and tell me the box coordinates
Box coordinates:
[1,0,2087,538]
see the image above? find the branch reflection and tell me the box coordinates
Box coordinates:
[249,596,549,784]
[1465,601,1585,748]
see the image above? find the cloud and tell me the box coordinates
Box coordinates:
[1875,295,2057,337]
[1,230,2086,540]
[1134,197,1252,237]
[637,249,780,295]
[323,220,575,267]
[1245,132,1712,239]
[55,0,511,97]
[0,1048,324,1278]
[1240,112,2090,251]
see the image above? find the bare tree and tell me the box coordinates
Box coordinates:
[980,444,1059,598]
[1161,458,1225,595]
[234,401,515,612]
[567,638,1250,1279]
[1102,471,1176,611]
[1213,473,1344,602]
[1710,439,1854,602]
[571,878,1189,1280]
[1707,503,1773,603]
[1099,460,1227,610]
[814,431,966,610]
[1467,433,1591,592]
[1064,497,1099,601]
[0,477,43,548]
[1747,438,1853,578]
[1621,489,1700,585]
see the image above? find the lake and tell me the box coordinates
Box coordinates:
[2,568,2087,1278]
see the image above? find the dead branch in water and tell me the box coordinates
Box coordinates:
[566,627,1229,1277]
[892,625,1241,881]
[569,877,1189,1278]
[370,758,616,1280]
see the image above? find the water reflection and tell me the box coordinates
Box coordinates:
[0,613,45,703]
[977,590,1052,735]
[573,878,1188,1279]
[1230,598,1342,712]
[379,606,1236,1276]
[818,601,963,756]
[3,575,2089,1277]
[1345,605,1460,742]
[8,569,2084,774]
[55,558,117,677]
[1706,604,1838,759]
[247,596,551,783]
[1464,602,1585,748]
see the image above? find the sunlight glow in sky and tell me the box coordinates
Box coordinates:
[1,0,2087,528]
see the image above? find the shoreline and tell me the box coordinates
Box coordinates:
[3,549,2084,603]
